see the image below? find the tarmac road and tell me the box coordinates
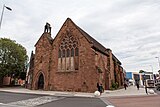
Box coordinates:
[0,91,44,103]
[0,91,107,107]
[38,97,106,107]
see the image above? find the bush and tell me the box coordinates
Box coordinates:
[110,80,119,90]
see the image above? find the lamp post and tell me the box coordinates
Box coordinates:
[0,4,12,30]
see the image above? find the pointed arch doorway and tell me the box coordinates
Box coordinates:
[38,73,44,90]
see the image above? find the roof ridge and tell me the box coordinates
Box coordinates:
[75,25,109,56]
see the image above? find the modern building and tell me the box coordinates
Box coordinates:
[26,18,125,92]
[126,72,154,86]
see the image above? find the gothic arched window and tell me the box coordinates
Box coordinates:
[58,34,79,71]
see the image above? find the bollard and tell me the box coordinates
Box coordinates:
[148,89,154,94]
[94,91,100,97]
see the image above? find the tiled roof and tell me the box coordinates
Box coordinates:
[70,18,121,64]
[76,25,109,56]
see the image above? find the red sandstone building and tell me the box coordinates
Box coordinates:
[27,18,125,92]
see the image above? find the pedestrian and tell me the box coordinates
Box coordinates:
[97,82,100,93]
[136,81,139,90]
[97,82,99,90]
[145,85,148,94]
[124,81,127,90]
[99,84,104,95]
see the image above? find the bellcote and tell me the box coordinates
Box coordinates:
[44,22,51,34]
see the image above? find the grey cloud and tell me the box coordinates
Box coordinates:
[1,0,160,73]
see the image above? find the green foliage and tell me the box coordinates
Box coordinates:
[139,70,145,73]
[0,38,28,79]
[110,80,119,90]
[19,72,26,80]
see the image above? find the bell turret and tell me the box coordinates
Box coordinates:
[44,22,51,34]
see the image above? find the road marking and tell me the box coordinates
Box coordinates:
[0,103,24,107]
[7,96,65,107]
[100,97,115,107]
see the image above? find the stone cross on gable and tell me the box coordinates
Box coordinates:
[44,22,51,34]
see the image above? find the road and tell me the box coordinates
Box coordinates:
[106,94,160,107]
[0,91,107,107]
[104,89,160,107]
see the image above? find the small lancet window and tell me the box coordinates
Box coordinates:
[75,47,79,56]
[71,48,74,57]
[62,49,65,57]
[67,49,70,57]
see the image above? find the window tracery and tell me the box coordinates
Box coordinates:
[58,33,79,71]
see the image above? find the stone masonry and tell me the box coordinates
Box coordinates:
[27,18,125,92]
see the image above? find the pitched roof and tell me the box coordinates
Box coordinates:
[64,18,109,56]
[70,19,121,64]
[37,18,121,65]
[76,26,109,56]
[51,18,109,56]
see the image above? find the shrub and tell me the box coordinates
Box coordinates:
[110,80,119,90]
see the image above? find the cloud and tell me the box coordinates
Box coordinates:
[0,0,160,73]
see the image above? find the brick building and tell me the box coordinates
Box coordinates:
[27,18,125,92]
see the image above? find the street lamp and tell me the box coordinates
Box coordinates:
[0,4,12,29]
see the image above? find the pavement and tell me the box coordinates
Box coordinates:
[102,85,157,97]
[0,85,157,98]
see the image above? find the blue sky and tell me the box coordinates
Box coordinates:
[1,0,160,73]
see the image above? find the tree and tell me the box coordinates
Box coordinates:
[139,70,146,73]
[0,38,28,86]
